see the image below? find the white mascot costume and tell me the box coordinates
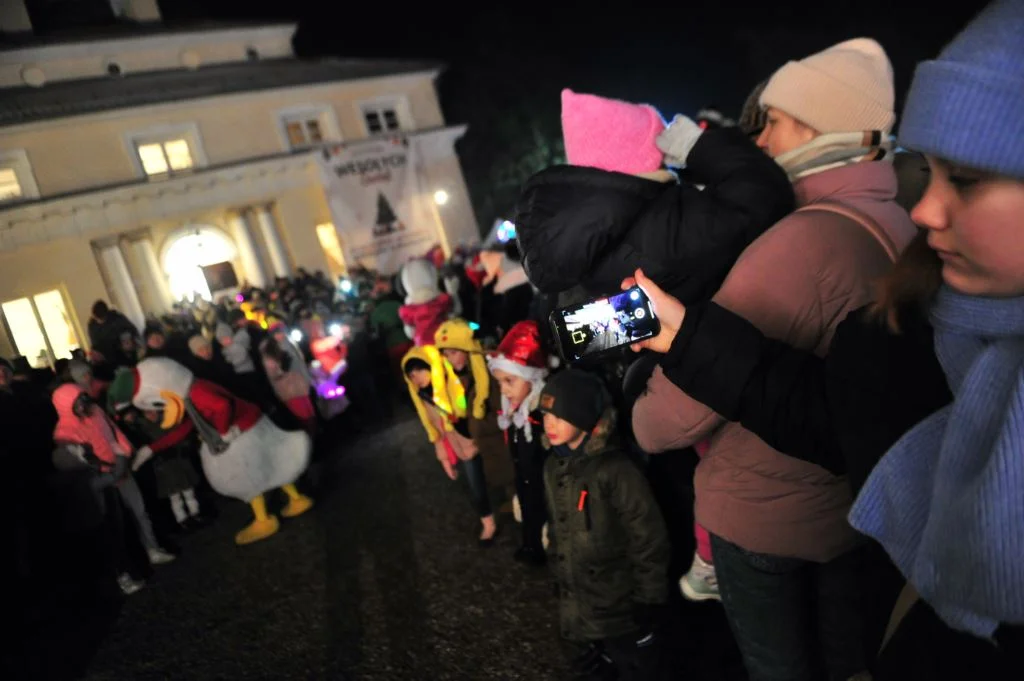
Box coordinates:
[116,357,312,545]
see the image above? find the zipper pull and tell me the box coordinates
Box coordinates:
[578,487,591,531]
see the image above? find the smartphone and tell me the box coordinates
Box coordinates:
[549,286,660,363]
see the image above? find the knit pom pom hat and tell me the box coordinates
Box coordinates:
[561,89,666,175]
[898,0,1024,180]
[760,38,896,134]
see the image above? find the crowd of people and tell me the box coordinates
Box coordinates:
[4,2,1022,679]
[401,2,1024,679]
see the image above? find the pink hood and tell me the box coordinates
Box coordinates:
[399,293,453,347]
[53,383,132,466]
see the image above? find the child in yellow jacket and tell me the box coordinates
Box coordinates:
[403,345,497,546]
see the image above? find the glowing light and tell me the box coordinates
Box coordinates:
[328,323,342,337]
[433,189,449,206]
[497,220,516,242]
[629,290,640,301]
[339,279,353,294]
[468,322,480,331]
[319,384,347,399]
[289,329,303,343]
[236,294,244,302]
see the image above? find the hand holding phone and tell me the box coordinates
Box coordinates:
[549,284,661,363]
[619,269,687,354]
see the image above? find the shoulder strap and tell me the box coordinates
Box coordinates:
[797,202,900,264]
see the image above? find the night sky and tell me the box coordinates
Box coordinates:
[162,0,989,226]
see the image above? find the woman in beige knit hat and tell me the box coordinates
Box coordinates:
[632,38,917,681]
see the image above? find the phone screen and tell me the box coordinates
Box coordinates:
[550,286,659,362]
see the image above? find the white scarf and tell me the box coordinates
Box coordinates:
[498,380,546,442]
[775,131,892,181]
[487,354,547,442]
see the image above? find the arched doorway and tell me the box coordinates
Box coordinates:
[161,225,238,301]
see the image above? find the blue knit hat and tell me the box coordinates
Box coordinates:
[898,0,1024,179]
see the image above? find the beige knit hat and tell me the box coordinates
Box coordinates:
[760,38,896,134]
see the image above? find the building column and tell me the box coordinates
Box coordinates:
[253,204,291,279]
[230,210,267,288]
[97,244,145,330]
[130,237,174,313]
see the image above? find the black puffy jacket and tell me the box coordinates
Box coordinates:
[544,414,670,642]
[514,127,794,303]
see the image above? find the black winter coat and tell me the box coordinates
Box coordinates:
[544,419,670,642]
[658,301,952,496]
[514,127,794,303]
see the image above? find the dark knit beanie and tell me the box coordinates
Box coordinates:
[539,369,606,433]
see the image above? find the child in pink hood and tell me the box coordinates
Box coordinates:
[52,383,175,567]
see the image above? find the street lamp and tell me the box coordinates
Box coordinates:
[433,189,450,206]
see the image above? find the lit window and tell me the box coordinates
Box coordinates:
[363,106,401,136]
[1,291,81,368]
[137,139,194,176]
[164,139,193,170]
[0,167,23,202]
[282,116,326,150]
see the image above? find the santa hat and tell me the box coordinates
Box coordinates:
[561,89,666,175]
[487,321,548,384]
[487,321,549,442]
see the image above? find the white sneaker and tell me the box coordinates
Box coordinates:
[147,548,176,565]
[680,552,721,602]
[118,573,145,595]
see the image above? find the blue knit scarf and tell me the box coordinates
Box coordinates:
[849,286,1024,638]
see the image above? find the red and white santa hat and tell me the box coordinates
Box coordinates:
[486,320,548,384]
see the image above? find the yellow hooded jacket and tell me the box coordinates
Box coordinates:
[433,319,489,420]
[402,345,467,443]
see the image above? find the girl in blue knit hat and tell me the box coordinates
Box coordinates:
[618,1,1024,679]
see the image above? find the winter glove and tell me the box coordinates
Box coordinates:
[656,114,704,168]
[132,446,154,472]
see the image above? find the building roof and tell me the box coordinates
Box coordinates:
[0,20,284,49]
[0,56,441,127]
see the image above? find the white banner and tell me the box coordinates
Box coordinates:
[317,137,438,274]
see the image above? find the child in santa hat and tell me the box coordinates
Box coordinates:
[486,320,550,566]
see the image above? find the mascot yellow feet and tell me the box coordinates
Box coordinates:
[235,496,280,545]
[280,484,314,518]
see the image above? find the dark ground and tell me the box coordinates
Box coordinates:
[17,406,744,681]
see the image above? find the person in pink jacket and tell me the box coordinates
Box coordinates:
[52,383,176,569]
[632,39,916,681]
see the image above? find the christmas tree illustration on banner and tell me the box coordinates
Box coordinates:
[372,193,405,237]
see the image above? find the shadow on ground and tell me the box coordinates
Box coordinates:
[13,408,745,680]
